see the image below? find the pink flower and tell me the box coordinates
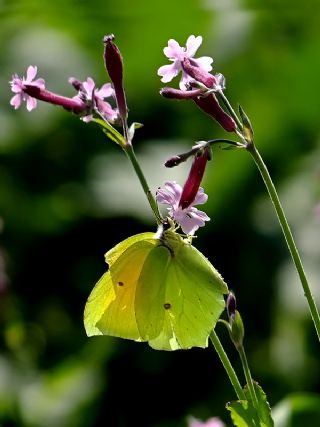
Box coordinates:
[156,181,210,235]
[188,416,225,427]
[10,65,45,111]
[158,35,213,90]
[71,77,118,123]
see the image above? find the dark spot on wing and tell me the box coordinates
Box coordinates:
[163,303,171,310]
[118,281,124,286]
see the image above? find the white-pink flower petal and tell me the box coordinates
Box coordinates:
[10,93,22,109]
[194,56,213,72]
[185,35,202,57]
[164,39,182,59]
[193,187,208,205]
[26,96,37,112]
[96,83,114,99]
[26,65,38,83]
[158,63,180,83]
[156,181,182,206]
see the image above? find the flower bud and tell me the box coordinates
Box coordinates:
[179,145,211,210]
[226,292,244,349]
[164,155,183,168]
[68,77,83,91]
[103,34,127,121]
[229,310,245,349]
[226,292,236,321]
[194,94,236,132]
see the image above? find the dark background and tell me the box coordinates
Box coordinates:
[1,0,320,426]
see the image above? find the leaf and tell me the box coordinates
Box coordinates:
[91,118,125,147]
[127,121,144,142]
[227,382,274,427]
[84,228,228,351]
[238,105,254,144]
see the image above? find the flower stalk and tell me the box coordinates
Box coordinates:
[247,143,320,340]
[237,344,259,410]
[225,292,259,410]
[216,89,243,131]
[210,330,245,401]
[214,82,320,342]
[124,144,162,225]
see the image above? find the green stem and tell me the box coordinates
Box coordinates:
[210,330,245,401]
[248,144,320,341]
[124,145,162,225]
[237,345,259,409]
[217,90,243,131]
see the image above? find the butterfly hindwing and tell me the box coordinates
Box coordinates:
[84,233,156,340]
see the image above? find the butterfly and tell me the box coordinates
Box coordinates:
[84,226,228,350]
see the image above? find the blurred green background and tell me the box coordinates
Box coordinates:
[1,0,320,426]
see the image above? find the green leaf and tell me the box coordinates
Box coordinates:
[91,118,126,147]
[238,104,254,144]
[227,382,274,427]
[128,122,144,142]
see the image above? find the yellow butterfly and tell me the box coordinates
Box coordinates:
[84,227,228,350]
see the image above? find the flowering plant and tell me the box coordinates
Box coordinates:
[9,33,320,426]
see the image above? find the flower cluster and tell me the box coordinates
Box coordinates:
[9,66,118,123]
[158,35,236,132]
[9,35,226,237]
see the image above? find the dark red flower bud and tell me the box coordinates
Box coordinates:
[226,292,237,321]
[103,34,127,121]
[160,87,203,100]
[164,155,182,168]
[182,58,217,88]
[68,78,83,91]
[194,94,237,132]
[179,146,211,210]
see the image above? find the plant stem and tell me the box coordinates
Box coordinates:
[210,330,245,401]
[218,90,243,131]
[217,89,320,339]
[124,145,163,225]
[237,345,259,409]
[248,144,320,341]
